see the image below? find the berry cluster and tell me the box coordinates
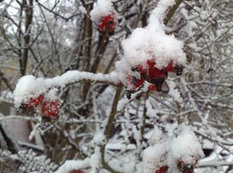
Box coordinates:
[155,156,197,173]
[98,13,116,34]
[21,90,60,120]
[126,60,183,98]
[177,156,198,173]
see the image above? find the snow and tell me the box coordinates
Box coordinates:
[14,71,120,107]
[11,1,204,172]
[79,6,87,14]
[44,88,60,101]
[13,75,46,108]
[168,125,204,167]
[44,71,120,88]
[148,0,175,28]
[143,139,168,173]
[167,80,183,103]
[147,126,164,146]
[90,0,115,24]
[106,143,136,151]
[143,125,204,173]
[93,131,106,145]
[120,27,186,69]
[115,0,186,90]
[89,147,101,173]
[55,158,90,173]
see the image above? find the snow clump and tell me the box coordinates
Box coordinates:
[13,75,45,108]
[90,0,115,25]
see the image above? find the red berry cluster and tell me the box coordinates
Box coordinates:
[98,13,116,34]
[22,92,60,119]
[23,94,44,109]
[154,158,197,173]
[177,156,198,173]
[126,60,183,97]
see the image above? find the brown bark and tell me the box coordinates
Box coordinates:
[20,0,33,76]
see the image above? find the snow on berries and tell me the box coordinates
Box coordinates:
[167,125,204,172]
[23,94,44,109]
[13,75,45,108]
[41,88,61,119]
[90,0,116,34]
[14,75,61,119]
[116,16,186,96]
[121,28,186,69]
[143,125,204,173]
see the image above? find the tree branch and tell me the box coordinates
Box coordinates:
[164,0,184,25]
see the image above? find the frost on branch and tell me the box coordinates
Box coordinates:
[143,125,204,173]
[13,71,119,113]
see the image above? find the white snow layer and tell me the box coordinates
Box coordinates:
[148,0,175,28]
[143,125,204,173]
[14,71,120,107]
[13,75,46,108]
[121,27,186,69]
[55,158,90,173]
[116,0,186,88]
[167,80,183,103]
[90,0,114,24]
[168,125,204,165]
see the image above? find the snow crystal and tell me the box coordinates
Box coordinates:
[90,0,115,24]
[13,75,45,108]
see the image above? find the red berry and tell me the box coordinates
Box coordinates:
[164,61,175,72]
[134,78,144,89]
[148,66,165,78]
[135,64,145,73]
[127,75,144,90]
[146,60,155,68]
[99,13,115,34]
[155,165,168,173]
[24,94,44,109]
[177,159,195,173]
[145,60,166,79]
[70,170,85,173]
[41,99,60,118]
[149,84,157,91]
